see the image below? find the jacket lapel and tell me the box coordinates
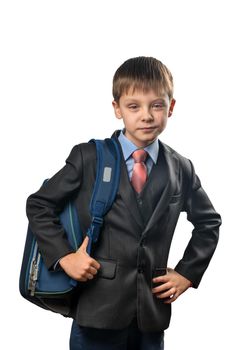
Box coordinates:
[143,142,178,235]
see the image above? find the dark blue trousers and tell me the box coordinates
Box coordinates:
[69,319,164,350]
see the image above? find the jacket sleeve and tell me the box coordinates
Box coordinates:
[26,145,83,269]
[174,160,221,288]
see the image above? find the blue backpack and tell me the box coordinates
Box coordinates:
[19,138,121,315]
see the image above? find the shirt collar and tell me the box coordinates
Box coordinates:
[118,130,159,164]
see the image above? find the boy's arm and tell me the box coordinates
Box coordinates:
[174,160,221,288]
[152,159,221,303]
[26,145,84,269]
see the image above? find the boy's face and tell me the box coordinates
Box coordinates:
[112,89,175,148]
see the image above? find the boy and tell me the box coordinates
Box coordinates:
[26,56,221,350]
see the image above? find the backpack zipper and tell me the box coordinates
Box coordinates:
[28,242,41,296]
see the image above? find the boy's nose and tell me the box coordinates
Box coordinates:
[141,109,154,122]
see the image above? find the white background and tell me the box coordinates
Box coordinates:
[1,0,240,349]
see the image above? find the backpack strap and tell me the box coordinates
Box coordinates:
[86,138,121,254]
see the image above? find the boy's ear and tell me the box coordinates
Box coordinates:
[168,99,176,117]
[112,100,122,119]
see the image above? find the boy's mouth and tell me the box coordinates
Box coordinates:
[139,126,156,131]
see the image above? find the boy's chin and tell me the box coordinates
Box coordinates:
[139,131,160,144]
[134,135,157,147]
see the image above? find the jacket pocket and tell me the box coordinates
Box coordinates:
[97,258,117,280]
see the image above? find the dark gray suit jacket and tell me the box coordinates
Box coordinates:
[26,131,221,331]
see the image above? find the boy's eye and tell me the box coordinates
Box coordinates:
[128,104,138,110]
[152,103,164,109]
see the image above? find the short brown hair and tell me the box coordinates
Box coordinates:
[112,56,174,102]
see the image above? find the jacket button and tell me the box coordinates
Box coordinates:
[140,238,145,246]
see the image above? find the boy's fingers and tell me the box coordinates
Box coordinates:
[90,258,101,270]
[152,268,176,284]
[155,287,177,299]
[152,275,169,284]
[163,294,178,304]
[152,282,171,294]
[89,266,98,275]
[84,273,95,280]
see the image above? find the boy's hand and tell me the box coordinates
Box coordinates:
[59,237,100,282]
[152,268,192,304]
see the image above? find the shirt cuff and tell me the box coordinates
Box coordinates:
[53,258,62,271]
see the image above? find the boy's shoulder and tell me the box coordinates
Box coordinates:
[65,142,97,171]
[161,141,202,191]
[161,141,191,166]
[161,141,195,181]
[68,141,96,158]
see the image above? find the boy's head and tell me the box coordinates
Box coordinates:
[112,56,176,148]
[112,56,174,103]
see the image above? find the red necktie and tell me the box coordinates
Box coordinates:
[131,149,148,193]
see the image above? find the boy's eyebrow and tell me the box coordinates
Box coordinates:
[124,97,167,103]
[125,97,166,105]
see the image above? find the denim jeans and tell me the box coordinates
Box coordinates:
[69,319,164,350]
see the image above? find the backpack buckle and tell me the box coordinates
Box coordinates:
[87,216,104,244]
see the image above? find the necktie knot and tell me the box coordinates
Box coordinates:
[132,149,147,163]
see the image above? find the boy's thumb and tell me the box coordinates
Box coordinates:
[79,236,89,252]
